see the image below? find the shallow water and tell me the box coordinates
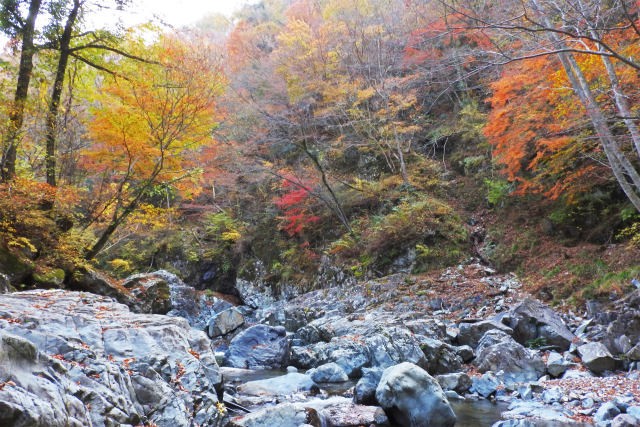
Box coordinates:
[222,368,591,426]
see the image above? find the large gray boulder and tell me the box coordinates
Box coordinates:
[474,330,544,382]
[375,362,456,427]
[577,342,616,374]
[225,324,290,369]
[0,289,226,427]
[506,298,576,350]
[207,308,244,338]
[458,320,513,348]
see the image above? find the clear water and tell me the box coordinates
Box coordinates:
[224,368,592,426]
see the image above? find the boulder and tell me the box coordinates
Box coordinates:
[506,298,576,350]
[0,289,226,427]
[309,362,349,383]
[546,351,575,377]
[611,414,640,427]
[603,291,640,354]
[594,401,621,424]
[375,362,456,427]
[32,268,65,288]
[354,367,384,405]
[0,247,33,286]
[419,338,463,375]
[68,266,137,308]
[225,325,290,369]
[470,372,500,397]
[457,320,513,348]
[436,373,472,394]
[474,331,545,381]
[207,308,244,338]
[577,342,616,374]
[122,272,173,314]
[237,373,316,396]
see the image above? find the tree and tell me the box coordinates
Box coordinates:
[0,0,44,180]
[434,0,640,211]
[83,33,226,259]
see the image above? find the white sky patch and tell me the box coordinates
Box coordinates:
[86,0,255,30]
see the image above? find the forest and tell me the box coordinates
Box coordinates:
[1,1,640,425]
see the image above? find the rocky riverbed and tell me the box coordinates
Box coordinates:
[1,264,640,426]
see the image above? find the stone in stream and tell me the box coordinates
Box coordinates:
[207,307,244,338]
[225,324,290,369]
[308,362,349,383]
[375,362,456,427]
[577,342,616,374]
[470,372,500,397]
[354,367,384,405]
[436,373,472,395]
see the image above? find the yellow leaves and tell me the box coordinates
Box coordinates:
[106,259,132,274]
[357,87,376,102]
[221,231,242,242]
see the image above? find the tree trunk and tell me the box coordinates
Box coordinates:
[45,0,81,187]
[529,0,640,211]
[1,0,43,181]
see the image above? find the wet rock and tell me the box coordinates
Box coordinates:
[229,402,306,427]
[207,308,244,338]
[507,298,576,350]
[318,403,390,427]
[309,362,349,383]
[457,320,513,348]
[375,362,456,427]
[354,367,384,405]
[237,373,317,396]
[577,342,616,374]
[611,414,640,427]
[225,325,290,369]
[436,373,472,394]
[474,331,544,381]
[594,401,621,424]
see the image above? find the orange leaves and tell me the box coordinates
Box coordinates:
[484,53,610,201]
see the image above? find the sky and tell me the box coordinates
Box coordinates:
[91,0,256,29]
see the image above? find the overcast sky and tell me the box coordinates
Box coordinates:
[90,0,256,29]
